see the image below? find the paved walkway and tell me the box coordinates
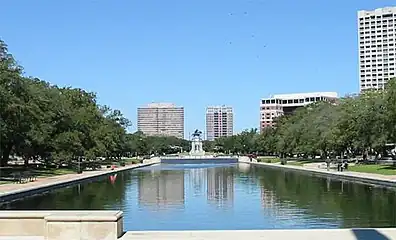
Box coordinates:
[0,162,158,199]
[296,161,396,180]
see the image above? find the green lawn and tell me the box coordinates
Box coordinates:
[122,158,141,165]
[287,160,317,166]
[349,164,396,175]
[0,167,76,184]
[34,168,76,177]
[257,157,281,163]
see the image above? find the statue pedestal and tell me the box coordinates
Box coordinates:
[190,138,205,156]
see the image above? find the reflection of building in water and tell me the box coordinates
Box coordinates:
[260,187,301,218]
[207,168,234,204]
[261,189,277,209]
[260,188,287,217]
[138,170,185,207]
[189,168,206,195]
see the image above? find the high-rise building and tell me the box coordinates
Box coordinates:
[137,103,184,138]
[260,92,338,130]
[205,106,233,141]
[358,7,396,92]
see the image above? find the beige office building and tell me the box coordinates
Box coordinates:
[358,7,396,92]
[206,106,233,141]
[137,103,184,138]
[260,92,338,130]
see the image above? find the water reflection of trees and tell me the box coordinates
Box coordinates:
[253,167,396,228]
[1,173,132,210]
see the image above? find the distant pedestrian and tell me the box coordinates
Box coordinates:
[326,160,330,171]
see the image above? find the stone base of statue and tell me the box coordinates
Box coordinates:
[190,139,205,156]
[189,129,205,156]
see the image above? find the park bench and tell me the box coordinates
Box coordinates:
[10,171,37,184]
[10,172,23,183]
[23,171,37,182]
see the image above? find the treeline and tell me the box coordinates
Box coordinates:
[206,79,396,160]
[0,40,189,167]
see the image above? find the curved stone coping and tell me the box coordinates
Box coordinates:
[0,162,159,202]
[160,158,238,164]
[249,162,396,187]
[44,210,122,222]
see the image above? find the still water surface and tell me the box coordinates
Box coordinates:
[2,163,396,230]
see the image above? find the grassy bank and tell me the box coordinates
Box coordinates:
[35,168,75,177]
[0,167,76,185]
[122,158,142,165]
[349,164,396,175]
[257,157,281,163]
[287,160,317,166]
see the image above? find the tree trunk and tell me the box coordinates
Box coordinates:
[1,143,12,167]
[24,158,29,168]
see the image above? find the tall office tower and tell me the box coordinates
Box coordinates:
[260,92,338,131]
[358,7,396,92]
[206,105,233,141]
[137,103,184,138]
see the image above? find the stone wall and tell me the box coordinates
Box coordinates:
[0,211,123,240]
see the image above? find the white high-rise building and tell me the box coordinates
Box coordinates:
[259,92,338,130]
[137,103,184,138]
[205,106,233,141]
[358,7,396,92]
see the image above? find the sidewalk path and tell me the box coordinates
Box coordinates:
[0,162,158,200]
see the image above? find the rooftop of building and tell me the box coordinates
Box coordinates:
[139,103,183,108]
[358,6,396,15]
[206,105,233,112]
[262,92,338,101]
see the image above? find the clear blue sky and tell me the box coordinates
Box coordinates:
[1,0,395,137]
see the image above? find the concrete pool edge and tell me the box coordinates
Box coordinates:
[0,160,160,203]
[1,210,396,239]
[245,161,396,187]
[0,210,123,240]
[160,156,238,164]
[122,228,396,239]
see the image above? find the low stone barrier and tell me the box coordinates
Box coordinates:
[0,211,123,240]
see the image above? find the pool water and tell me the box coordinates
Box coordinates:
[2,163,396,231]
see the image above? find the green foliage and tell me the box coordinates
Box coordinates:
[0,40,189,167]
[205,79,396,159]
